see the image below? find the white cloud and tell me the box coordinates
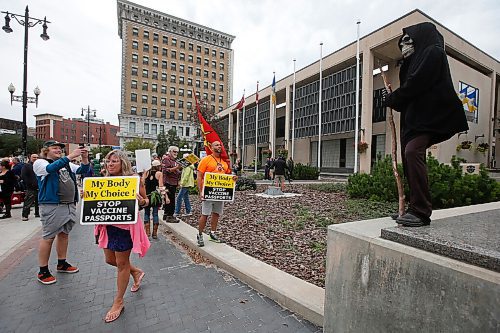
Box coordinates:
[0,0,498,128]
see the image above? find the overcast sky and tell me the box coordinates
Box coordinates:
[0,0,499,128]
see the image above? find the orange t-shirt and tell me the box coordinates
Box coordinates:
[198,155,231,175]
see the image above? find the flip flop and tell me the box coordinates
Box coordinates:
[104,305,124,323]
[130,271,145,292]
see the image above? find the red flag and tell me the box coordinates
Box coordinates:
[233,94,245,110]
[195,96,230,164]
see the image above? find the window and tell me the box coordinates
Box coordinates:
[161,85,167,94]
[143,30,149,39]
[151,108,157,117]
[170,75,176,83]
[196,45,201,53]
[161,73,167,81]
[196,57,201,65]
[211,72,216,79]
[179,76,184,84]
[162,60,167,69]
[180,53,185,61]
[211,94,215,102]
[142,95,148,103]
[170,111,175,119]
[141,107,148,116]
[179,88,184,97]
[180,41,185,49]
[187,66,192,74]
[131,106,137,115]
[187,90,193,98]
[132,54,138,63]
[151,124,157,135]
[162,36,168,44]
[170,62,177,71]
[143,56,149,65]
[132,41,138,50]
[153,46,158,55]
[187,78,193,86]
[153,33,159,42]
[188,55,193,63]
[161,97,166,106]
[131,93,137,102]
[143,43,149,52]
[152,59,158,67]
[212,49,216,57]
[142,69,148,78]
[211,83,216,90]
[204,81,209,89]
[204,59,209,66]
[151,96,157,105]
[160,124,165,132]
[196,80,200,88]
[170,99,175,107]
[152,71,158,80]
[142,82,148,91]
[131,80,137,89]
[203,92,208,99]
[131,67,138,76]
[144,123,149,134]
[129,122,136,133]
[188,43,193,51]
[187,101,192,110]
[171,38,177,46]
[185,127,190,137]
[211,60,216,69]
[152,83,157,92]
[178,126,183,135]
[219,84,224,92]
[196,68,201,76]
[219,73,224,81]
[161,110,166,119]
[204,47,209,55]
[170,87,176,95]
[219,95,223,103]
[162,48,167,56]
[132,27,138,36]
[204,70,208,78]
[219,62,224,70]
[220,51,224,59]
[171,50,176,59]
[179,100,184,109]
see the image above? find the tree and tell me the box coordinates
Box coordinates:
[0,134,43,157]
[156,128,188,155]
[124,138,155,152]
[90,146,113,159]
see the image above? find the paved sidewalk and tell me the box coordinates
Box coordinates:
[0,212,321,332]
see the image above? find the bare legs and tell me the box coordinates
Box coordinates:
[198,212,220,234]
[38,232,70,267]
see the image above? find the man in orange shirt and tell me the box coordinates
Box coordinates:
[196,141,234,247]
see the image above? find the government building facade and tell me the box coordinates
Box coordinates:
[116,0,235,147]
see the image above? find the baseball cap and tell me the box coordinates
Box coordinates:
[151,160,161,167]
[43,140,65,149]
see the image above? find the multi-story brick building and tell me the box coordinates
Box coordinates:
[116,0,235,147]
[34,113,119,147]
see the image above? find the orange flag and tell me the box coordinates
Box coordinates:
[195,96,230,164]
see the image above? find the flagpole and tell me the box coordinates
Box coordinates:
[254,81,259,174]
[317,43,323,179]
[354,20,361,173]
[236,99,240,159]
[273,72,276,159]
[242,89,246,169]
[292,59,296,160]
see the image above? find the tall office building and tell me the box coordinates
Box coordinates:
[116,0,235,147]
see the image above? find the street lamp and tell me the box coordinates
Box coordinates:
[2,6,50,157]
[81,105,97,145]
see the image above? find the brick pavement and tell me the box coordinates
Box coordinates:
[0,220,321,332]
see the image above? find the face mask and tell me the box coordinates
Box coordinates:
[400,34,414,58]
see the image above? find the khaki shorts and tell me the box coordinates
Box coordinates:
[201,200,224,216]
[40,204,76,239]
[275,175,285,185]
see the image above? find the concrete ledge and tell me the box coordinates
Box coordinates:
[162,220,324,326]
[324,202,500,332]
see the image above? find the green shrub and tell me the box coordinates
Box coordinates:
[246,172,265,180]
[347,154,500,209]
[293,163,319,180]
[235,177,257,191]
[308,183,347,193]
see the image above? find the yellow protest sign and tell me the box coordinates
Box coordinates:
[80,176,139,225]
[202,172,235,201]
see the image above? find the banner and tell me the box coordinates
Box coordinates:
[202,172,235,202]
[176,153,200,168]
[80,176,139,225]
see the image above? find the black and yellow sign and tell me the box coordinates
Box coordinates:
[80,176,139,225]
[202,172,235,202]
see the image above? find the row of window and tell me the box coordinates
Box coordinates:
[131,54,225,72]
[130,92,224,105]
[130,67,225,90]
[128,121,190,137]
[130,47,226,69]
[131,80,224,97]
[131,27,225,59]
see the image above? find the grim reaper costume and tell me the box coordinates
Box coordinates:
[384,22,468,226]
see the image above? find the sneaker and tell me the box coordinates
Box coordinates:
[166,216,180,223]
[56,262,79,274]
[183,212,193,217]
[22,217,29,221]
[35,214,40,218]
[208,231,224,243]
[37,271,57,285]
[173,213,179,217]
[197,234,204,247]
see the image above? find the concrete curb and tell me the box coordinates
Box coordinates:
[162,220,325,327]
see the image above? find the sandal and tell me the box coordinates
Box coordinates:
[104,305,124,323]
[130,271,145,292]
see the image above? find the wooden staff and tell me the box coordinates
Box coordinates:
[379,65,405,217]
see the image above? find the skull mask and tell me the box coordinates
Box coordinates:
[399,34,414,58]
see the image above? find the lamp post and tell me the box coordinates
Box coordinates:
[2,6,50,158]
[96,125,105,153]
[81,105,97,145]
